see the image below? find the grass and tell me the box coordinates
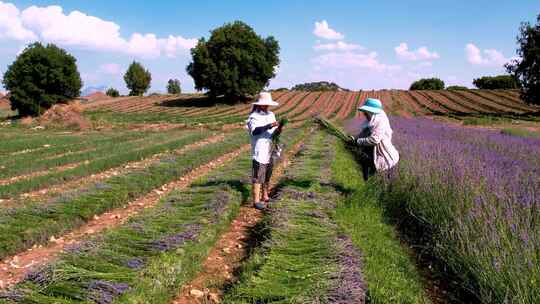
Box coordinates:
[224,133,364,303]
[0,129,305,304]
[500,128,540,138]
[85,109,246,127]
[0,130,163,178]
[0,132,248,260]
[331,141,432,304]
[0,130,213,197]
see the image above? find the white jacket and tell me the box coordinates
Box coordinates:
[246,110,277,164]
[356,111,399,171]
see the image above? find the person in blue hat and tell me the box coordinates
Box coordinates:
[352,98,399,180]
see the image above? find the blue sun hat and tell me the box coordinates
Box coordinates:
[358,98,383,114]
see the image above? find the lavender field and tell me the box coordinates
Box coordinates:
[377,117,540,303]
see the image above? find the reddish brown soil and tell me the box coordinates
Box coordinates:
[171,139,304,304]
[0,144,250,290]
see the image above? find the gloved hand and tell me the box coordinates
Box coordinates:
[349,135,356,143]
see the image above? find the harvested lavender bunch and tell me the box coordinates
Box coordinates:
[95,183,112,190]
[0,290,25,302]
[125,258,145,270]
[149,225,201,252]
[87,280,130,304]
[327,235,366,304]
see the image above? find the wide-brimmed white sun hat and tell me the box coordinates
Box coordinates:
[252,92,279,106]
[358,98,383,114]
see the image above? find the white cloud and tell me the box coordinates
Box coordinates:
[0,2,36,41]
[395,43,439,61]
[313,20,344,40]
[465,43,515,67]
[313,51,401,72]
[98,63,122,75]
[314,41,363,51]
[0,2,197,58]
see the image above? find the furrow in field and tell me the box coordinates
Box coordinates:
[0,144,250,290]
[463,90,532,113]
[0,134,248,260]
[401,91,444,115]
[439,90,512,113]
[429,90,491,113]
[410,91,469,114]
[387,91,419,117]
[82,96,136,110]
[273,91,309,115]
[320,91,345,118]
[0,130,184,181]
[335,91,359,120]
[171,129,307,304]
[394,91,432,115]
[285,92,322,120]
[291,91,335,121]
[0,134,227,207]
[0,131,214,199]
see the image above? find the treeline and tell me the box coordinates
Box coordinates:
[409,75,520,91]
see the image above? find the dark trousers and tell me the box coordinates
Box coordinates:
[360,146,376,181]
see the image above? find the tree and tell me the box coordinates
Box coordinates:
[506,14,540,105]
[124,61,151,96]
[291,81,349,91]
[2,42,82,116]
[106,88,120,97]
[187,21,280,100]
[167,79,181,94]
[473,75,519,89]
[409,78,445,90]
[446,85,469,91]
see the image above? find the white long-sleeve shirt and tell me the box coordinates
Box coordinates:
[356,111,399,171]
[246,110,277,164]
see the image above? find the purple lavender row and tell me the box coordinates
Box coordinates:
[385,116,539,302]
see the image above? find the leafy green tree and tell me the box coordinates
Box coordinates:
[409,78,445,90]
[187,21,280,100]
[473,75,519,90]
[292,81,348,91]
[106,88,120,97]
[2,42,82,116]
[506,14,540,105]
[446,85,469,90]
[124,61,151,96]
[167,79,181,94]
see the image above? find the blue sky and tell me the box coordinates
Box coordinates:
[0,0,538,94]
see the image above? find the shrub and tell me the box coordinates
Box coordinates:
[446,85,469,91]
[124,61,151,96]
[506,14,540,105]
[167,79,181,94]
[187,21,280,100]
[473,75,519,90]
[106,88,120,97]
[291,81,348,91]
[409,78,445,90]
[2,42,82,116]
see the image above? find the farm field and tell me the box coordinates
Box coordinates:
[0,89,538,304]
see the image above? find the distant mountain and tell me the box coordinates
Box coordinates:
[291,81,349,92]
[81,86,107,97]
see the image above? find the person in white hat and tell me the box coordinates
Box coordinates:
[352,98,399,180]
[246,92,283,210]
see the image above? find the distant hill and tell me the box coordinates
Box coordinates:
[81,85,107,97]
[291,81,349,92]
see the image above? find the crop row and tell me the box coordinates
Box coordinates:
[0,128,307,303]
[0,131,250,260]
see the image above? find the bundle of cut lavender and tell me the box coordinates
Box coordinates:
[314,116,355,145]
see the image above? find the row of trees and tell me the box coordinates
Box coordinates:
[410,75,520,91]
[1,43,183,115]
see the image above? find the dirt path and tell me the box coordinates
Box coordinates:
[0,134,226,207]
[0,144,250,290]
[171,139,305,304]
